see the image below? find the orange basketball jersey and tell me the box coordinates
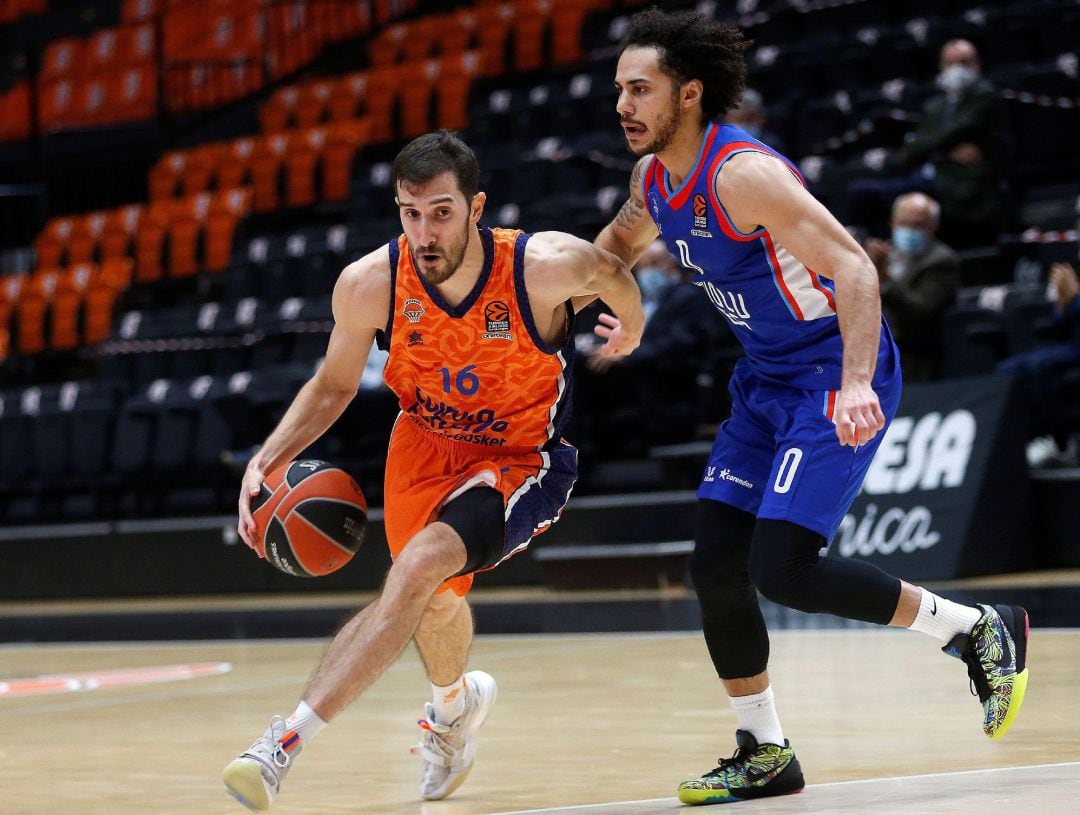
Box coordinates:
[379,225,574,451]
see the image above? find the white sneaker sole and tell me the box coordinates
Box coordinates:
[222,757,275,812]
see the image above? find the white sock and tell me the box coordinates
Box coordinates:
[285,700,328,744]
[729,685,785,747]
[908,589,982,643]
[431,675,468,725]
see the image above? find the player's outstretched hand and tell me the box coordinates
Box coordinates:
[237,463,266,555]
[594,312,641,357]
[833,381,886,447]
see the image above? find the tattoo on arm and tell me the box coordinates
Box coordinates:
[614,159,648,230]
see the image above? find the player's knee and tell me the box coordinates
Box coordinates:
[394,527,468,588]
[688,501,756,596]
[748,519,825,611]
[417,590,464,634]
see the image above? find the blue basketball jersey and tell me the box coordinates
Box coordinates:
[642,122,899,390]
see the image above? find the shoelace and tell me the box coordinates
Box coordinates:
[960,645,992,702]
[709,743,754,776]
[411,708,468,768]
[249,715,293,769]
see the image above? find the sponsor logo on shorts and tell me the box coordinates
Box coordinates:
[704,466,754,488]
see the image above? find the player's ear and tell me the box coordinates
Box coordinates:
[469,191,487,224]
[681,79,703,110]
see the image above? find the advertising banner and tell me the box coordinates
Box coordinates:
[830,376,1031,580]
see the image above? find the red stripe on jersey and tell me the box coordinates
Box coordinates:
[762,232,804,320]
[807,268,837,312]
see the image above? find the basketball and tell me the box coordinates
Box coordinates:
[250,459,368,577]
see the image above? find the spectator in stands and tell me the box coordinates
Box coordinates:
[724,88,787,154]
[996,243,1080,467]
[864,192,961,381]
[572,240,731,458]
[850,39,1010,248]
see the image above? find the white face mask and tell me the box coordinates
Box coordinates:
[938,64,977,93]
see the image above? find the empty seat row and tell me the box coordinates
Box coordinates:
[149,120,368,210]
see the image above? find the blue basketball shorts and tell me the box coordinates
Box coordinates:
[698,364,903,541]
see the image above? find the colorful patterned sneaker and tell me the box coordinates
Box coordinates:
[413,670,497,801]
[677,730,805,805]
[943,603,1030,740]
[222,716,303,811]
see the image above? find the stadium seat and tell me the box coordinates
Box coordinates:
[250,134,290,212]
[323,119,370,203]
[285,127,326,208]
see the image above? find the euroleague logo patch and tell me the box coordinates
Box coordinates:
[691,193,713,238]
[483,300,513,340]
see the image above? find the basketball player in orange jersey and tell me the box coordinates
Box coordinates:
[220,130,645,811]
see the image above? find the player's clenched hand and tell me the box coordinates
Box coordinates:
[832,382,886,447]
[593,313,641,357]
[237,463,266,554]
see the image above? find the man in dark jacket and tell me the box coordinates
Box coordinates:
[901,39,1009,247]
[851,40,1010,248]
[864,192,961,381]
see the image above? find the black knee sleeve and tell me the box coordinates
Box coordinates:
[748,519,901,624]
[437,487,505,575]
[689,500,770,680]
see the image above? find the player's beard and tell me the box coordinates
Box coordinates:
[413,221,470,285]
[625,92,683,156]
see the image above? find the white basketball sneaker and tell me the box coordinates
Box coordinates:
[222,715,303,811]
[413,670,498,800]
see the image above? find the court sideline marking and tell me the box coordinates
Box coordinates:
[482,761,1080,814]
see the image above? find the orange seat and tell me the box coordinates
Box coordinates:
[121,0,158,24]
[134,199,174,284]
[250,134,290,212]
[167,193,211,278]
[369,22,406,67]
[399,62,438,140]
[150,150,187,200]
[15,291,49,355]
[182,143,221,197]
[436,52,481,131]
[102,204,142,261]
[512,6,549,72]
[402,17,441,64]
[286,127,326,208]
[50,263,96,350]
[68,211,108,265]
[365,66,401,143]
[34,217,76,268]
[217,137,256,190]
[38,78,77,130]
[75,75,110,127]
[121,22,156,65]
[327,72,367,122]
[110,64,158,123]
[204,187,251,273]
[260,86,299,133]
[41,37,82,81]
[0,81,32,141]
[84,257,132,345]
[87,28,121,72]
[323,118,370,203]
[296,80,333,128]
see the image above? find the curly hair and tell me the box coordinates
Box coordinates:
[623,7,752,121]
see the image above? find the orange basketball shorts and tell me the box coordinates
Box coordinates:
[383,415,578,595]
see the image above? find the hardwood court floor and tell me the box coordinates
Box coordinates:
[2,630,1078,815]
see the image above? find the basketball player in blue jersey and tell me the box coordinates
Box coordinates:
[591,8,1031,805]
